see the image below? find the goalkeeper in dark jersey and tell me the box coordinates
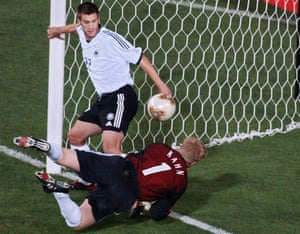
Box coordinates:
[13,135,207,230]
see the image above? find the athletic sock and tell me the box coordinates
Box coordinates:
[53,192,82,228]
[46,142,63,162]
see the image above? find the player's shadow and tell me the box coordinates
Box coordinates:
[180,173,243,213]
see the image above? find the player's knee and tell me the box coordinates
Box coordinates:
[68,131,84,146]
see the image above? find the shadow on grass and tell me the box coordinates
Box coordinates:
[179,173,243,213]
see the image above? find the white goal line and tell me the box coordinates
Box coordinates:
[170,211,233,234]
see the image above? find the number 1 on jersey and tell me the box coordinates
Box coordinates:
[142,163,171,176]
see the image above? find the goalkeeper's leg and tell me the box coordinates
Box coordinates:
[69,144,97,191]
[13,135,63,162]
[13,135,83,174]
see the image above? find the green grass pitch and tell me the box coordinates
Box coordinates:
[0,0,299,233]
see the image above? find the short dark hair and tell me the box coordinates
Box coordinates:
[77,2,99,20]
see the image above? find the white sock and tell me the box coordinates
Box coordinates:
[70,144,90,151]
[53,192,82,228]
[47,142,63,162]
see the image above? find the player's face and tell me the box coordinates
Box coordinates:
[79,13,100,40]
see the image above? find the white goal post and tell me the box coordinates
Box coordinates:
[46,0,66,173]
[47,0,300,172]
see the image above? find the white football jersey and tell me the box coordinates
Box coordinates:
[76,26,143,95]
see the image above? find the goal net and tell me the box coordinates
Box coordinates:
[52,0,299,152]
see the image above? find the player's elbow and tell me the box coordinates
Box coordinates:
[149,209,169,221]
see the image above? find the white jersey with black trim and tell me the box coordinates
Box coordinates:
[76,25,143,95]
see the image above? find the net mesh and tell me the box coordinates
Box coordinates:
[62,0,299,150]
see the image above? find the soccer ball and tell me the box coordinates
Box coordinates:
[147,94,176,121]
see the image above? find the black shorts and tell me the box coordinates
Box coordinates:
[76,150,139,222]
[79,85,138,135]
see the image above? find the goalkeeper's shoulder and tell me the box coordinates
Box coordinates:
[149,199,173,221]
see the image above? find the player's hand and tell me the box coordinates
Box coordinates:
[129,200,144,218]
[157,83,172,98]
[129,201,154,218]
[139,201,152,211]
[47,26,64,40]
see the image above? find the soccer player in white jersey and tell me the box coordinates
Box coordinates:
[47,2,172,189]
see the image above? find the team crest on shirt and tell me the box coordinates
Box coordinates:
[94,50,100,57]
